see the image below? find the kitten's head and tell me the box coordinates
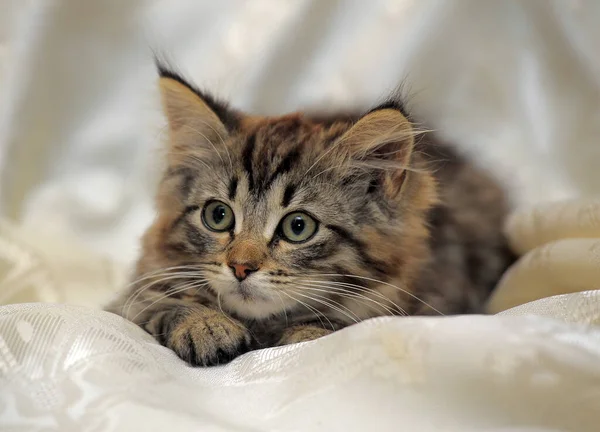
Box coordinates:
[137,66,437,322]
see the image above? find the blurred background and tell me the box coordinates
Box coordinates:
[0,0,599,305]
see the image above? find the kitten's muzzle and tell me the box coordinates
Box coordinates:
[229,262,259,281]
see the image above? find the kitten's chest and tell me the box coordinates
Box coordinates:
[245,319,287,347]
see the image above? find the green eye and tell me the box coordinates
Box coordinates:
[202,201,235,232]
[280,212,318,243]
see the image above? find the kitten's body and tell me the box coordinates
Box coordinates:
[107,67,514,365]
[408,139,513,314]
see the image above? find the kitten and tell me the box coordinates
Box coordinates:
[106,64,515,366]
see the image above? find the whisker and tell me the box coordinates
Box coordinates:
[122,264,216,314]
[296,283,400,317]
[125,265,210,289]
[216,291,250,333]
[166,150,217,174]
[302,129,368,177]
[131,280,210,323]
[303,139,344,177]
[198,119,233,172]
[273,291,289,327]
[182,124,226,166]
[124,274,189,318]
[298,279,408,316]
[280,291,333,331]
[130,276,211,306]
[306,273,444,316]
[123,271,209,318]
[125,277,211,310]
[168,108,232,171]
[144,281,214,337]
[289,289,360,324]
[309,162,365,183]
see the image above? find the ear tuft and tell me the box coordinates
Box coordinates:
[158,77,226,135]
[338,107,416,198]
[367,99,412,122]
[155,62,239,164]
[155,60,238,132]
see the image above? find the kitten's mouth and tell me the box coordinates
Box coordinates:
[235,284,254,301]
[230,281,268,303]
[214,278,294,320]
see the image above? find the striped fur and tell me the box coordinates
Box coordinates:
[106,67,514,366]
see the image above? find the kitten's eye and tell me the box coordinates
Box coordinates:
[280,212,318,243]
[202,200,234,232]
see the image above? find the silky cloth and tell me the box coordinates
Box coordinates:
[488,199,600,312]
[1,1,600,313]
[3,0,600,265]
[1,297,600,432]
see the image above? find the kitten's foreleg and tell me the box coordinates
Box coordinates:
[277,325,333,345]
[141,303,253,366]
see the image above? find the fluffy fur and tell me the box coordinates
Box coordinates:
[106,66,514,366]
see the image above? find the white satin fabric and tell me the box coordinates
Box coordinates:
[487,199,600,312]
[1,295,600,432]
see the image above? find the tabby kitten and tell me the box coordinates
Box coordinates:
[107,64,514,366]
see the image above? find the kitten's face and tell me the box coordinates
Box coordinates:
[161,117,397,319]
[137,73,436,323]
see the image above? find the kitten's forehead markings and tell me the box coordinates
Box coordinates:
[230,195,243,235]
[263,213,282,240]
[234,208,244,235]
[262,182,287,240]
[232,175,253,235]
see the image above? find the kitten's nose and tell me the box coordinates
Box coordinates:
[229,262,259,281]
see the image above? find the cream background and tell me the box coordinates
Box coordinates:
[2,0,600,267]
[1,2,600,430]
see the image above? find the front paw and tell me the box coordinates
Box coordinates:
[153,307,252,366]
[277,326,333,346]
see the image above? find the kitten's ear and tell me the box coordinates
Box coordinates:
[340,107,415,198]
[157,65,237,157]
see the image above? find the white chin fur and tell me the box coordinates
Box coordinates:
[221,294,283,319]
[210,276,293,320]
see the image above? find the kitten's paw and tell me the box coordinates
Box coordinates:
[156,307,252,366]
[277,326,333,346]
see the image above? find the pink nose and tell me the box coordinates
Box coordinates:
[229,262,259,281]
